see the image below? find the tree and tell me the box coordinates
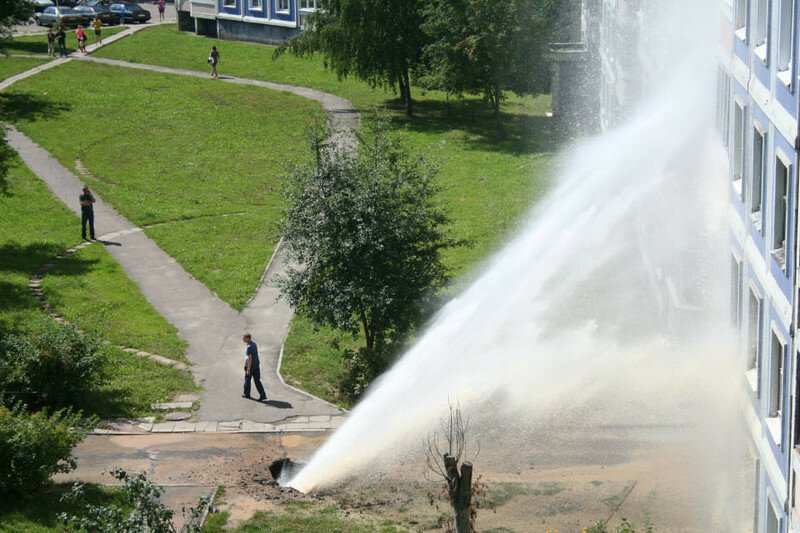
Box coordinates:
[0,0,34,195]
[420,0,558,138]
[0,405,95,498]
[276,0,426,118]
[279,122,454,393]
[0,321,104,411]
[426,402,478,533]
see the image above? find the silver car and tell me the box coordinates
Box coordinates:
[34,6,86,27]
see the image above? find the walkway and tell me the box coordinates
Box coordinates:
[3,34,358,425]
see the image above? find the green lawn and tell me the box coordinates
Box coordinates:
[41,244,188,362]
[0,155,196,418]
[0,56,47,81]
[94,25,558,408]
[5,60,320,309]
[5,25,130,55]
[203,501,409,533]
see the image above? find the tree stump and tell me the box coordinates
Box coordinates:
[443,453,472,533]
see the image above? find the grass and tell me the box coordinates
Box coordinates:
[4,25,130,55]
[40,243,188,362]
[0,483,124,533]
[90,26,557,405]
[0,56,48,81]
[204,501,410,533]
[4,60,320,308]
[0,154,196,418]
[477,482,565,509]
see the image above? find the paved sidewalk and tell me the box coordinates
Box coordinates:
[3,49,358,424]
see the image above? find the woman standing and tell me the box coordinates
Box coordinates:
[208,46,219,78]
[76,25,86,53]
[46,28,55,57]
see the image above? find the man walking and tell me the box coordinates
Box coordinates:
[242,333,267,401]
[79,186,96,240]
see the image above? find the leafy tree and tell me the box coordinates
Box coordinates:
[0,320,104,411]
[60,468,210,533]
[279,122,455,394]
[420,0,558,137]
[0,405,95,498]
[277,0,427,117]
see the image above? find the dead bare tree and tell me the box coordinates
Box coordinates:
[425,401,479,533]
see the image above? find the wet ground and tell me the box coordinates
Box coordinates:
[58,423,736,532]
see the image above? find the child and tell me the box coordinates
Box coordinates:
[76,26,86,53]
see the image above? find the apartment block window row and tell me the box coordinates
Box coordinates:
[755,0,769,63]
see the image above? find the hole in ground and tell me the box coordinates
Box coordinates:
[269,458,305,486]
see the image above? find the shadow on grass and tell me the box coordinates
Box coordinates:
[0,92,72,123]
[0,483,122,529]
[3,40,49,55]
[373,96,562,157]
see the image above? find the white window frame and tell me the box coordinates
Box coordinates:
[223,0,236,7]
[772,152,790,271]
[752,124,766,232]
[755,0,769,63]
[299,0,317,10]
[778,0,795,87]
[275,0,290,12]
[766,327,786,446]
[736,0,747,39]
[731,255,743,328]
[732,99,746,200]
[249,0,262,10]
[746,286,763,393]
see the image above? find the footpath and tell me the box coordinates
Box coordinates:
[2,25,358,431]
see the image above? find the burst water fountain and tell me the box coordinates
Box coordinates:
[288,1,746,523]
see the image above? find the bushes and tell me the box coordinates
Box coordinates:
[0,405,94,497]
[0,320,104,410]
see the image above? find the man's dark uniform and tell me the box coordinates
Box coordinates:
[79,192,95,240]
[244,340,267,400]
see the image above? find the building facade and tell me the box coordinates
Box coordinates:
[721,0,800,531]
[176,0,318,44]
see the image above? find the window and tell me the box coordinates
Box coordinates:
[250,0,262,9]
[731,257,743,327]
[276,0,289,11]
[752,127,765,231]
[747,290,763,391]
[778,0,795,85]
[736,0,747,38]
[767,499,780,533]
[772,156,789,269]
[755,0,769,62]
[733,101,746,199]
[769,332,784,418]
[716,69,731,146]
[299,0,317,9]
[223,0,236,7]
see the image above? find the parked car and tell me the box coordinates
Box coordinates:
[31,0,55,13]
[72,5,120,24]
[108,2,150,23]
[34,6,87,26]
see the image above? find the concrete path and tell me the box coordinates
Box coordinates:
[3,38,358,424]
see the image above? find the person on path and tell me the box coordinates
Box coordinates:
[46,29,55,57]
[208,46,219,79]
[56,27,67,57]
[76,26,86,53]
[92,16,102,44]
[79,186,96,240]
[157,0,166,21]
[242,333,267,401]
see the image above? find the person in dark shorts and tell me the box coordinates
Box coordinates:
[56,27,67,57]
[242,333,267,401]
[79,186,96,240]
[157,0,166,21]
